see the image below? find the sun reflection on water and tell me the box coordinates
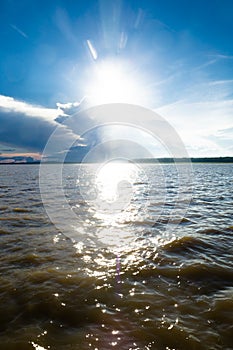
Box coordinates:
[95,160,138,204]
[75,160,175,255]
[84,160,149,247]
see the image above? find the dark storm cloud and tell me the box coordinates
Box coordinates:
[0,95,79,153]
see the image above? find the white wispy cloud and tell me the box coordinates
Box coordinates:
[152,48,233,157]
[156,98,233,156]
[209,54,233,60]
[10,24,28,39]
[0,95,60,121]
[208,79,233,86]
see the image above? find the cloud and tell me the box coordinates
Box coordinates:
[1,86,232,162]
[10,24,28,39]
[153,53,233,157]
[208,79,233,86]
[0,148,16,152]
[0,154,39,164]
[0,95,59,121]
[55,99,101,146]
[209,54,233,60]
[216,126,233,139]
[0,95,78,153]
[41,97,233,160]
[0,95,108,163]
[157,98,233,156]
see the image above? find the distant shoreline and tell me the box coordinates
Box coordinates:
[135,157,233,163]
[1,157,233,164]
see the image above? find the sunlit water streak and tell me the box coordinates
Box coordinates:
[0,164,233,350]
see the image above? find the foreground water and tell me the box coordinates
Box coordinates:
[0,163,233,350]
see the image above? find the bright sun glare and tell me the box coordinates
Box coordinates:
[85,60,145,105]
[95,161,138,204]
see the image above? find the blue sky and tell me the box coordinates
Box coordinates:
[0,0,233,161]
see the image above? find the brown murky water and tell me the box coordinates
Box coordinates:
[0,164,233,350]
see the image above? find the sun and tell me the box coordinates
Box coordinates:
[85,60,146,105]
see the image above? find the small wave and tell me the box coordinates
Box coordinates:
[22,188,36,192]
[0,229,11,235]
[0,217,18,221]
[0,206,8,211]
[178,263,233,283]
[212,286,233,300]
[207,287,233,335]
[12,208,31,213]
[199,228,222,235]
[199,226,233,235]
[155,217,193,225]
[162,236,208,253]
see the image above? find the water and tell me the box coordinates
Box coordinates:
[0,163,233,350]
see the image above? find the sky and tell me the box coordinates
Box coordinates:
[0,0,233,162]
